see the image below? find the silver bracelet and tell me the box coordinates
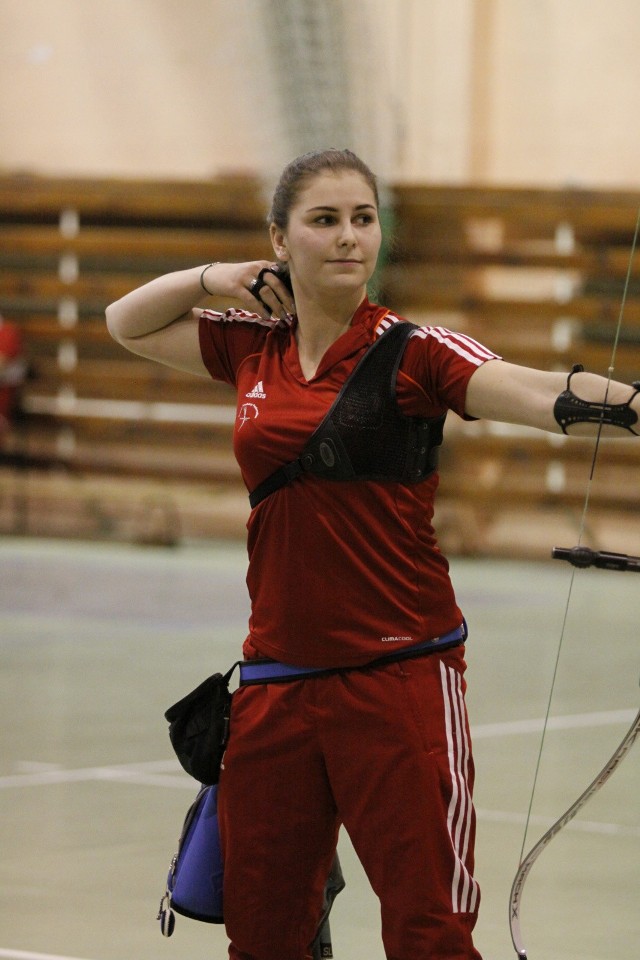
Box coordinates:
[200,262,220,296]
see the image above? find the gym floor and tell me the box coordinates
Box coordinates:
[1,535,638,960]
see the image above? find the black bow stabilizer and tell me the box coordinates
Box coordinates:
[552,545,640,572]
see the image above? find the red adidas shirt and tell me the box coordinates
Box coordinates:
[199,298,499,667]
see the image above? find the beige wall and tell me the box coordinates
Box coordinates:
[0,0,279,179]
[2,0,640,186]
[468,0,640,187]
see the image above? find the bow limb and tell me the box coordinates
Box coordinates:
[508,204,640,959]
[509,697,640,959]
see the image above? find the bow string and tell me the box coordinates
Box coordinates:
[508,203,640,959]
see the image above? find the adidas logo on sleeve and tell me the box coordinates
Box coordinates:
[245,381,267,399]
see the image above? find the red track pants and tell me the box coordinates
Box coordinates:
[218,646,483,960]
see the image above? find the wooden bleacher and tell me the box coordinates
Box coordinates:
[0,174,639,554]
[0,173,273,543]
[385,184,640,556]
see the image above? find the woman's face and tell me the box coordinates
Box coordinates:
[270,170,382,301]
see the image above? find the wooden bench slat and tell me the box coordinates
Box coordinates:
[25,357,237,403]
[393,184,640,237]
[0,224,271,265]
[393,241,640,278]
[11,416,232,445]
[384,265,640,321]
[0,174,267,226]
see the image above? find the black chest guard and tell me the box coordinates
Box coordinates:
[249,321,446,508]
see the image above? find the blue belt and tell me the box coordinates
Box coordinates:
[238,622,467,686]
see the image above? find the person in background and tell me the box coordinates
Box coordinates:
[105,148,639,960]
[0,313,26,442]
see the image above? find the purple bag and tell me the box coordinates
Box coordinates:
[158,784,223,935]
[157,782,345,958]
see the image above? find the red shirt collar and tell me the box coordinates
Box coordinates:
[285,296,392,380]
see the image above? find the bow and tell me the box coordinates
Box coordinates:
[508,207,640,959]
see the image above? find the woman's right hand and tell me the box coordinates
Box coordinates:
[205,261,295,319]
[105,260,295,375]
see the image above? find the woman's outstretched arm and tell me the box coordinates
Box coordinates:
[466,359,640,437]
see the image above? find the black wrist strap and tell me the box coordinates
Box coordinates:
[554,363,640,435]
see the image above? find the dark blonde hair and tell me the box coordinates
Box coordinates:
[268,148,379,229]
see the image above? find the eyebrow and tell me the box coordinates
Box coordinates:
[306,204,377,212]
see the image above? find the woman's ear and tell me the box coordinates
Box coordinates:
[269,223,288,261]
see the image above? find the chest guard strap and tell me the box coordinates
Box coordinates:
[249,322,446,509]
